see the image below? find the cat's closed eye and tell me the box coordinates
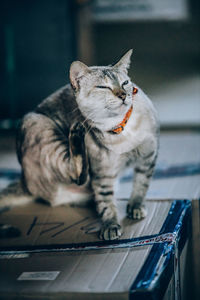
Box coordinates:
[95,85,112,91]
[122,80,129,87]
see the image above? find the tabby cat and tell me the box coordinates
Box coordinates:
[0,50,159,240]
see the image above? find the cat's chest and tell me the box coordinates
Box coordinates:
[85,130,137,174]
[102,113,147,155]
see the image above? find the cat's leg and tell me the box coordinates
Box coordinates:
[127,147,158,220]
[19,114,89,204]
[92,177,121,240]
[68,122,88,186]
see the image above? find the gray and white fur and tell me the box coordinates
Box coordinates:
[0,50,159,240]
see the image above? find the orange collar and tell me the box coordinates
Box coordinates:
[108,87,138,134]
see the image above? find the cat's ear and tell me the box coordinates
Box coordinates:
[113,49,133,73]
[70,61,89,91]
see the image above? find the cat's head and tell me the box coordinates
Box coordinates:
[69,49,133,131]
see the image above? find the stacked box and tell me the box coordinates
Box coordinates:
[0,199,191,299]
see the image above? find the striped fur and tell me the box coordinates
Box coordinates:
[0,50,159,240]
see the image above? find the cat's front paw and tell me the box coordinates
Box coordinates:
[127,203,147,220]
[99,222,122,240]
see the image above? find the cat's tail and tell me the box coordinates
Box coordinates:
[0,181,35,210]
[52,183,94,207]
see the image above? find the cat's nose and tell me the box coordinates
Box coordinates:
[115,90,126,102]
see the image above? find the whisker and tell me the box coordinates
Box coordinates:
[75,114,94,135]
[67,106,80,115]
[85,123,93,136]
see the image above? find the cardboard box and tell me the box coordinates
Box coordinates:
[0,199,191,300]
[191,199,200,299]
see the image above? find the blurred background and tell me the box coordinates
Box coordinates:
[0,0,199,129]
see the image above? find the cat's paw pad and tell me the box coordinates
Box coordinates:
[127,203,147,220]
[99,223,122,240]
[70,122,86,139]
[69,123,86,155]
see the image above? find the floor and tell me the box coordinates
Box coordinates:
[117,130,200,200]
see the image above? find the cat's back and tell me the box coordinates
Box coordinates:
[35,84,79,124]
[16,84,83,164]
[18,83,82,139]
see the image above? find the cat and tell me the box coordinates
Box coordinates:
[0,49,159,240]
